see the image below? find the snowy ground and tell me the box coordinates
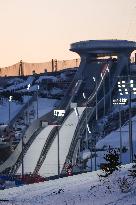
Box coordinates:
[83,114,136,172]
[32,98,58,119]
[95,115,136,167]
[0,98,28,124]
[0,164,136,205]
[0,97,59,124]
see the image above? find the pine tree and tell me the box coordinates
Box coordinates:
[100,149,120,177]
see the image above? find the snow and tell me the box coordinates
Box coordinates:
[32,98,59,118]
[8,78,24,85]
[39,107,85,177]
[0,164,136,205]
[0,100,27,124]
[35,76,58,83]
[50,88,63,95]
[60,73,68,80]
[6,76,34,91]
[17,125,55,174]
[80,149,91,160]
[95,116,136,167]
[0,97,59,124]
[17,84,39,92]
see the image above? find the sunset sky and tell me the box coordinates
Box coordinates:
[0,0,136,67]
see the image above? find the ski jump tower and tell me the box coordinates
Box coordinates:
[70,40,136,80]
[68,39,136,164]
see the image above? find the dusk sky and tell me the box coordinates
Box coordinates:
[0,0,136,67]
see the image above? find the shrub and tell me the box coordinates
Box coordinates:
[100,149,120,177]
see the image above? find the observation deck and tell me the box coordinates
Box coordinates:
[70,40,136,56]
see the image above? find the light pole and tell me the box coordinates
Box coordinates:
[27,84,31,125]
[93,77,97,171]
[101,63,110,116]
[57,125,60,177]
[92,77,98,121]
[21,135,24,180]
[103,77,106,116]
[115,75,135,163]
[109,67,112,111]
[90,126,93,172]
[113,97,127,163]
[118,76,133,163]
[8,96,13,124]
[128,76,133,162]
[54,109,65,177]
[36,85,39,119]
[71,103,83,166]
[127,54,133,162]
[119,103,122,163]
[82,92,89,149]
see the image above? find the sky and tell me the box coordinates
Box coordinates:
[0,0,136,67]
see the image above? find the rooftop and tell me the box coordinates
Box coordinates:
[70,40,136,56]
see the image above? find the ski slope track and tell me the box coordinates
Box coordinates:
[17,125,56,174]
[38,107,85,177]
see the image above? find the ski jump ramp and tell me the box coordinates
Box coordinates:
[16,107,85,176]
[17,125,55,174]
[38,107,85,177]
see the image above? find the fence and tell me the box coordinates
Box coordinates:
[0,59,80,77]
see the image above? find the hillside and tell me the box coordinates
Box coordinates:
[0,164,136,205]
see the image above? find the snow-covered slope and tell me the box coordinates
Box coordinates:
[0,164,136,205]
[96,116,136,167]
[39,107,85,177]
[17,125,55,174]
[0,101,25,124]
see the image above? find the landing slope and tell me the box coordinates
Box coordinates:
[0,164,136,205]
